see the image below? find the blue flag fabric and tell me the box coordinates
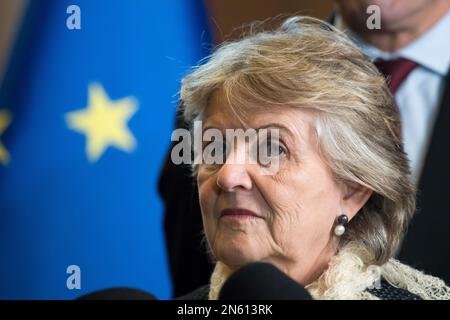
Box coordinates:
[0,0,210,299]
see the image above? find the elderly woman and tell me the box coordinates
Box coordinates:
[176,16,450,300]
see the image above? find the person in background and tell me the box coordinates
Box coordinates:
[334,0,450,285]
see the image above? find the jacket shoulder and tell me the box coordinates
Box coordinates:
[367,280,422,300]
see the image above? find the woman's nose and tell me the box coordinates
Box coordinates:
[216,162,253,192]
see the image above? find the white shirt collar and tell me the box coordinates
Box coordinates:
[336,9,450,76]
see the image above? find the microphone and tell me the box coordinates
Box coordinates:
[218,262,313,300]
[76,287,157,300]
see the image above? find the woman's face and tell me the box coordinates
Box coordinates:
[197,90,371,284]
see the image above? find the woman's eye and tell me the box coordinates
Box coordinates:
[202,140,228,165]
[263,140,286,157]
[270,144,286,157]
[257,139,286,166]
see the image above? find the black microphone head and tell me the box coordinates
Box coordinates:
[77,287,157,300]
[218,262,313,300]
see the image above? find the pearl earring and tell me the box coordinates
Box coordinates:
[334,213,349,236]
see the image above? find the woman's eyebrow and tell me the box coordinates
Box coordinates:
[256,122,307,148]
[202,124,224,134]
[202,122,298,139]
[255,123,293,136]
[201,117,223,130]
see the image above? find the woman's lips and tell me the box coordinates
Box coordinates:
[219,208,262,220]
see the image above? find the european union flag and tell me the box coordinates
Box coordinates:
[0,0,210,299]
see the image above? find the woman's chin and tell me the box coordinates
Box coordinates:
[213,238,266,268]
[217,252,259,269]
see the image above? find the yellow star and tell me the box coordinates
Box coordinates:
[0,109,12,166]
[66,83,138,162]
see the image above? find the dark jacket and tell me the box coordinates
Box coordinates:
[175,280,422,300]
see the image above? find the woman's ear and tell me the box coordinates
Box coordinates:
[341,181,373,220]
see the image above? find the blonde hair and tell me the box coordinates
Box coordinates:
[180,16,416,265]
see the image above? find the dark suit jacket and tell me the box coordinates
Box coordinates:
[174,280,422,300]
[158,111,214,297]
[159,74,450,298]
[397,73,450,281]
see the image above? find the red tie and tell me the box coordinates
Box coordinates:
[374,57,418,139]
[374,57,418,95]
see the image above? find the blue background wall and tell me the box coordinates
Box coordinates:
[0,0,210,299]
